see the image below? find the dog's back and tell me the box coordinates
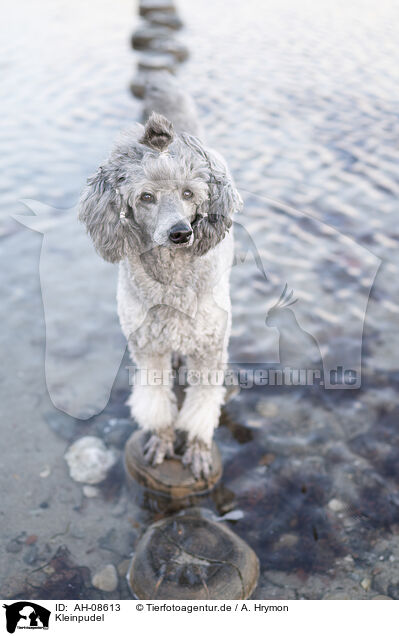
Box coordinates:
[142,71,203,138]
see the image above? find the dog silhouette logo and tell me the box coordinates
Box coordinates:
[3,602,50,633]
[265,284,323,370]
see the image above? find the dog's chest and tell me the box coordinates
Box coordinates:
[130,291,228,356]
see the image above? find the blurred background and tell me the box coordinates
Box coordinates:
[1,0,399,600]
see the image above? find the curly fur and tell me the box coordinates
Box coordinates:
[78,87,242,478]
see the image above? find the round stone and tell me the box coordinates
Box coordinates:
[131,25,170,50]
[64,436,117,485]
[124,430,222,498]
[147,11,183,30]
[92,564,118,592]
[139,0,176,16]
[149,38,189,63]
[128,509,259,599]
[138,52,176,73]
[130,71,147,99]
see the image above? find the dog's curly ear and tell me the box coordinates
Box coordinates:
[140,112,174,152]
[181,133,243,255]
[78,165,128,263]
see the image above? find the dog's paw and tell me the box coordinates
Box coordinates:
[182,438,212,480]
[144,427,175,466]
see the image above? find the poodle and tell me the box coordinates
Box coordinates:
[79,88,242,478]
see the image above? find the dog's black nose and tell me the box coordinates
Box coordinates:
[169,223,193,244]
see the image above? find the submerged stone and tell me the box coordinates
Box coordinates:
[147,11,183,30]
[65,436,118,485]
[128,508,259,599]
[92,564,118,592]
[125,430,222,498]
[139,0,176,16]
[138,52,176,73]
[131,25,170,50]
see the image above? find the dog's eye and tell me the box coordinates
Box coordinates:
[140,192,155,203]
[182,189,193,199]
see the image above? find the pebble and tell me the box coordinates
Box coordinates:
[147,11,183,29]
[342,554,355,566]
[117,559,131,577]
[328,498,346,512]
[130,72,147,99]
[91,564,118,592]
[83,485,100,498]
[256,400,278,418]
[131,25,169,50]
[258,453,276,467]
[138,52,176,73]
[323,592,352,600]
[361,577,372,591]
[6,540,23,554]
[139,0,176,16]
[276,533,299,548]
[149,38,189,62]
[23,545,38,565]
[69,525,85,540]
[64,436,117,485]
[372,595,392,600]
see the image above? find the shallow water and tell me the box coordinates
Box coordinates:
[1,0,399,600]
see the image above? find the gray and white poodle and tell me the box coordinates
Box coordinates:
[79,82,242,479]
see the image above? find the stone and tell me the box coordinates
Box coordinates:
[65,436,117,485]
[147,11,183,30]
[361,577,372,591]
[83,485,100,498]
[91,564,118,592]
[323,592,352,600]
[23,545,38,565]
[39,466,51,478]
[130,72,147,99]
[138,52,176,73]
[128,508,259,599]
[117,559,131,577]
[256,400,278,418]
[148,38,189,62]
[139,0,176,16]
[372,595,392,600]
[328,498,346,512]
[6,540,23,554]
[131,25,170,50]
[125,430,222,498]
[276,533,299,548]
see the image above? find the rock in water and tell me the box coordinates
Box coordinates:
[124,430,222,498]
[128,508,259,599]
[92,564,118,592]
[138,52,176,73]
[65,436,117,484]
[147,11,183,30]
[131,25,170,50]
[139,0,176,16]
[130,72,147,99]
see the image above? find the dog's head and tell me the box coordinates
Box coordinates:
[78,113,242,262]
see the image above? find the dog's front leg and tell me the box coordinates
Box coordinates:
[127,353,177,466]
[176,355,226,479]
